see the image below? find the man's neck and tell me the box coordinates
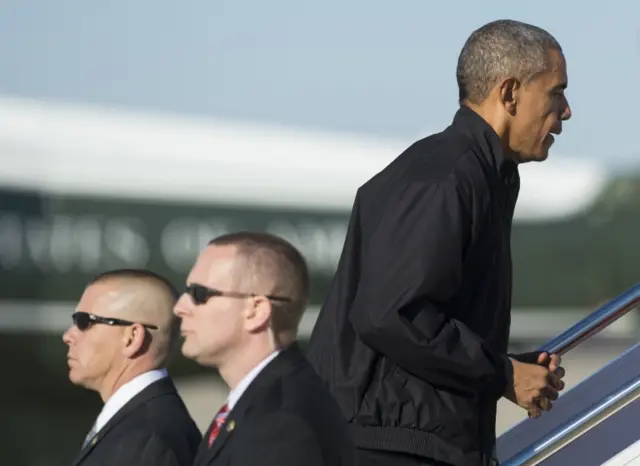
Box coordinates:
[219,344,277,390]
[460,101,523,162]
[99,364,154,403]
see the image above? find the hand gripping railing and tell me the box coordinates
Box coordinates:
[500,282,640,466]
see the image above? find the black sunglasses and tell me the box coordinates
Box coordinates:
[184,283,291,306]
[72,311,158,331]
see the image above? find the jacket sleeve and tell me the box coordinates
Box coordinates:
[349,176,512,397]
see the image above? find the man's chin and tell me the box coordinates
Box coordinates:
[535,149,551,162]
[180,341,200,361]
[68,370,89,389]
[518,148,551,163]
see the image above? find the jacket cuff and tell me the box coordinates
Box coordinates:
[491,354,513,400]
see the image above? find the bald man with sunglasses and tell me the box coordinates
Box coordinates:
[174,231,356,466]
[62,268,201,466]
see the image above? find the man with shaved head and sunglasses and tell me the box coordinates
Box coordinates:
[174,231,356,466]
[62,268,201,466]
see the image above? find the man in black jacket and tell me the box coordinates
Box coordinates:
[63,269,202,466]
[306,19,571,466]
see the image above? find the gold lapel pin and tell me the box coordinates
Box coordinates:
[91,437,98,446]
[226,420,235,432]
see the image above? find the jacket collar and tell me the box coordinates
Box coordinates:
[451,105,518,180]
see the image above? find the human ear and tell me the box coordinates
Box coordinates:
[122,324,148,358]
[499,77,520,115]
[244,297,272,334]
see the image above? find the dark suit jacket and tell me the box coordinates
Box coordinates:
[70,377,202,466]
[193,343,356,466]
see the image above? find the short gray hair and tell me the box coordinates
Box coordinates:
[456,19,562,104]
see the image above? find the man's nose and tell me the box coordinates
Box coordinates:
[62,326,76,345]
[173,295,191,317]
[562,97,572,121]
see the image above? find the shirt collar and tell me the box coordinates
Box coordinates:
[227,350,280,410]
[94,368,168,433]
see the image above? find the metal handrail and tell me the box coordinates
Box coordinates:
[537,282,640,355]
[501,372,640,465]
[497,282,640,465]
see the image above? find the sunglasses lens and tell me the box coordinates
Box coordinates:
[186,284,210,305]
[73,312,90,330]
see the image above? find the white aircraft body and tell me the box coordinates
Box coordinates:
[0,94,609,222]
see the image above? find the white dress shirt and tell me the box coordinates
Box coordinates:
[227,351,280,410]
[93,368,169,433]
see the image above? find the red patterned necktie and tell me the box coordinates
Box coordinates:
[208,403,229,448]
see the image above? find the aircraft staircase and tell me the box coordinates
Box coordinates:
[496,282,640,465]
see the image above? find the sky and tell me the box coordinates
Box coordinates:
[0,0,637,167]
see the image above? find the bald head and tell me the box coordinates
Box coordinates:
[63,269,181,399]
[88,268,180,367]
